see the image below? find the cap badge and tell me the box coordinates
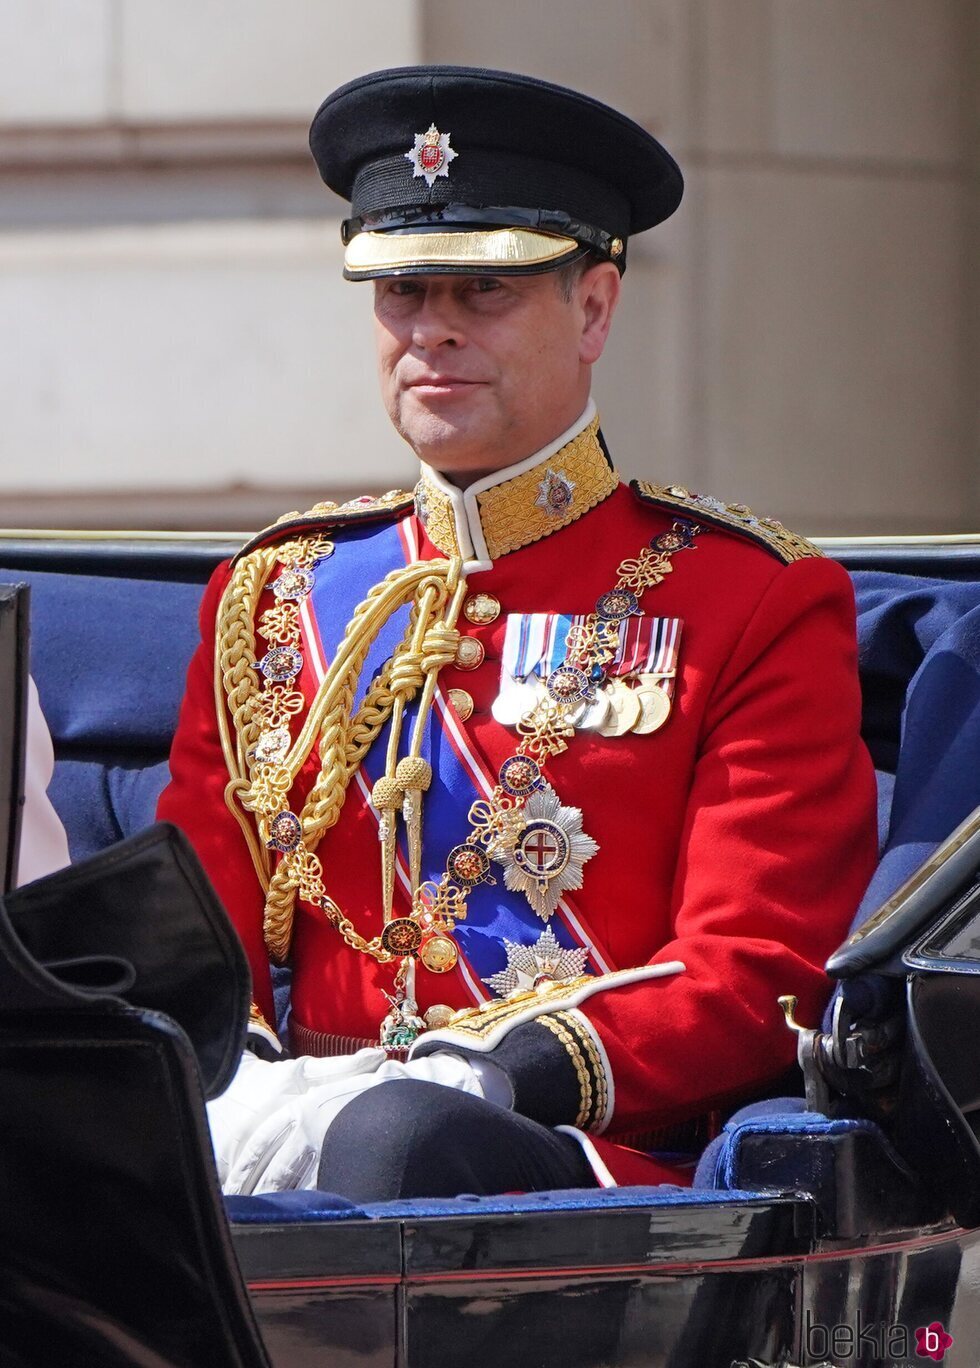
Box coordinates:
[405,123,458,187]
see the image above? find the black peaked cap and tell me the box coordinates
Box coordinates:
[309,66,683,276]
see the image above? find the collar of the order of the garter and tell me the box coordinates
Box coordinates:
[414,402,619,566]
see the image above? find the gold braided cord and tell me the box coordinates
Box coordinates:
[214,535,466,963]
[372,571,463,918]
[408,577,468,761]
[384,582,440,775]
[216,547,279,779]
[279,563,450,783]
[375,569,467,912]
[214,551,281,889]
[303,600,445,840]
[261,567,458,960]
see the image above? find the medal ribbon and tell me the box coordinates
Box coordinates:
[504,612,683,681]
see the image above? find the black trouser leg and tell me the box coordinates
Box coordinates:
[317,1078,597,1201]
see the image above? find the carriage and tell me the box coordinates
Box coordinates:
[2,528,980,1368]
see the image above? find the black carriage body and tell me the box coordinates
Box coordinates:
[2,530,980,1368]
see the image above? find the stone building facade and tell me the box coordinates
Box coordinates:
[0,1,976,533]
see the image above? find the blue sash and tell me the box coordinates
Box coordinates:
[302,521,607,1001]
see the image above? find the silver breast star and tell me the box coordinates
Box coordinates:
[483,926,590,998]
[495,783,599,921]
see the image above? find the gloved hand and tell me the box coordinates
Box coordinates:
[207,1048,489,1195]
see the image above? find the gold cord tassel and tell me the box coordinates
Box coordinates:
[371,776,404,921]
[395,756,432,894]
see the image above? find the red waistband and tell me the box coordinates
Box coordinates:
[289,1018,376,1058]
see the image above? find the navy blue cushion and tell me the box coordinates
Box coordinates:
[692,1098,894,1193]
[852,571,980,909]
[0,567,203,748]
[0,567,203,861]
[47,754,172,863]
[224,1184,770,1224]
[225,1191,365,1223]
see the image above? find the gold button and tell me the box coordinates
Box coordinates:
[454,636,485,671]
[463,592,500,625]
[448,688,474,721]
[424,1003,456,1029]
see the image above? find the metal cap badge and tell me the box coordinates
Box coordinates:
[405,123,457,186]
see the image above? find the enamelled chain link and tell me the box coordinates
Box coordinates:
[408,517,701,955]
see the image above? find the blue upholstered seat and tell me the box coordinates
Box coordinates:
[0,566,204,861]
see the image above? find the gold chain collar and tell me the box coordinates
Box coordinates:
[415,417,619,561]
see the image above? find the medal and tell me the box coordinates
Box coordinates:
[498,754,544,798]
[251,726,291,765]
[634,675,673,735]
[595,588,641,622]
[258,645,303,683]
[267,810,303,853]
[380,918,423,957]
[272,565,316,601]
[597,679,642,737]
[578,685,612,732]
[492,676,541,727]
[546,663,594,707]
[446,842,494,887]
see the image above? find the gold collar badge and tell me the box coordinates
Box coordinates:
[535,469,576,517]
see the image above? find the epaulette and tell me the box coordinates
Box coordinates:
[234,489,415,563]
[630,480,822,565]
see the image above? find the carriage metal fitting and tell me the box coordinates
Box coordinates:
[778,994,833,1114]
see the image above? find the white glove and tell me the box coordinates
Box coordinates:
[207,1048,488,1196]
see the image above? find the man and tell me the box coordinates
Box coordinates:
[158,66,877,1200]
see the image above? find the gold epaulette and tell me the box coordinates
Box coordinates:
[234,489,414,563]
[631,480,822,565]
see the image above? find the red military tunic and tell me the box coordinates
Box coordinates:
[158,418,877,1165]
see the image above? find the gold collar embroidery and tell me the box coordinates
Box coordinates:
[414,413,619,563]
